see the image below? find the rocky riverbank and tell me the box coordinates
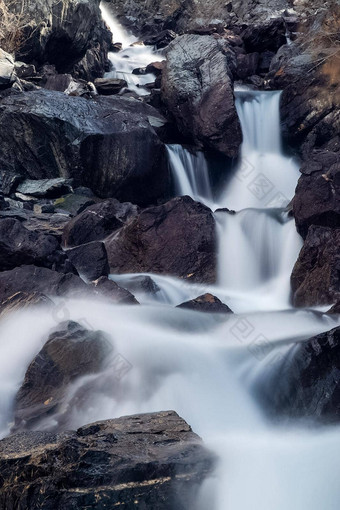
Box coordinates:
[0,0,339,507]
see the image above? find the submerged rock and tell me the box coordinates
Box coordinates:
[0,90,170,206]
[291,225,340,307]
[177,294,233,313]
[0,410,215,509]
[13,321,113,432]
[106,196,217,283]
[162,34,242,157]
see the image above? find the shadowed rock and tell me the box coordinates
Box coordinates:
[177,294,233,313]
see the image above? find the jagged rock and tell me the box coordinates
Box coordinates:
[0,90,170,206]
[92,276,139,304]
[94,78,127,95]
[0,49,16,89]
[177,294,233,313]
[62,199,138,247]
[0,218,72,273]
[144,30,177,48]
[67,242,110,281]
[9,0,111,80]
[13,321,113,432]
[106,196,217,283]
[161,34,242,157]
[0,169,22,195]
[259,326,340,423]
[17,178,74,198]
[0,292,52,318]
[291,226,340,307]
[113,275,161,296]
[0,411,215,509]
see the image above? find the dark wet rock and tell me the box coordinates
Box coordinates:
[144,30,177,48]
[94,78,127,95]
[236,52,259,80]
[0,410,215,509]
[0,266,89,302]
[0,218,72,273]
[53,194,97,216]
[0,49,16,89]
[177,294,233,314]
[62,199,138,247]
[241,18,286,53]
[260,326,340,423]
[162,34,241,157]
[110,42,123,52]
[73,186,95,197]
[0,292,52,318]
[67,242,110,281]
[33,203,55,215]
[17,178,74,199]
[9,0,111,81]
[106,196,217,283]
[92,276,139,304]
[146,61,166,75]
[0,90,170,206]
[327,302,340,314]
[292,154,340,238]
[13,321,113,432]
[291,226,340,307]
[14,62,36,80]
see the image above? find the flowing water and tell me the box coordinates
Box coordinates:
[0,13,340,510]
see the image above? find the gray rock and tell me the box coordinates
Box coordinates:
[17,178,74,198]
[162,34,242,157]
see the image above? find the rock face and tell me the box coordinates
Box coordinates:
[177,294,233,313]
[161,34,242,157]
[10,0,111,80]
[291,226,340,307]
[260,326,340,423]
[13,321,113,432]
[0,410,215,510]
[62,199,138,247]
[0,90,170,206]
[106,196,217,283]
[67,241,110,281]
[0,218,71,272]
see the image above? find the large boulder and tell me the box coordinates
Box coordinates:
[259,326,340,423]
[0,217,72,272]
[8,0,111,80]
[0,411,215,509]
[62,199,138,247]
[106,196,217,283]
[0,90,170,206]
[66,241,110,281]
[0,265,137,304]
[13,321,113,432]
[161,34,242,157]
[291,226,340,307]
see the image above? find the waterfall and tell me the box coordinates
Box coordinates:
[166,144,214,207]
[100,3,162,96]
[220,90,300,211]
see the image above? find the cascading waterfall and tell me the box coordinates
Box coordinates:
[166,144,214,207]
[100,3,162,96]
[1,14,340,510]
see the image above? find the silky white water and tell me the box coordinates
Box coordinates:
[0,17,339,509]
[100,3,162,95]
